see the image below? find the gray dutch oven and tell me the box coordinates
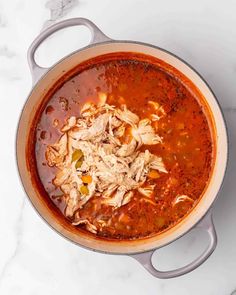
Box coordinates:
[16,18,228,279]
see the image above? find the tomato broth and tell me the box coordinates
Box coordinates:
[31,52,214,239]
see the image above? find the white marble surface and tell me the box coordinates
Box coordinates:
[0,0,236,294]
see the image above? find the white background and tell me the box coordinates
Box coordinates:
[0,0,236,294]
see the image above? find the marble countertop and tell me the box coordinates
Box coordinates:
[0,0,236,294]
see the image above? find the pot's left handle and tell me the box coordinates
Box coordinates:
[130,211,217,279]
[27,18,111,84]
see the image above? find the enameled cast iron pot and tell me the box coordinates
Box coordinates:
[16,18,228,279]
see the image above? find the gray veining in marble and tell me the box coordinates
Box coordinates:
[44,0,78,28]
[0,46,16,58]
[0,15,7,27]
[0,199,26,288]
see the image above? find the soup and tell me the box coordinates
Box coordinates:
[30,52,214,240]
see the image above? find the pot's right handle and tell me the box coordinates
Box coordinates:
[131,211,217,279]
[27,18,111,84]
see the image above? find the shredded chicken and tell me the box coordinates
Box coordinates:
[172,195,194,205]
[148,100,166,121]
[61,116,77,132]
[45,133,68,167]
[132,119,162,146]
[45,100,168,233]
[72,213,97,234]
[138,184,156,198]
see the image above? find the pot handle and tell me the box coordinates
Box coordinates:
[27,18,111,84]
[130,211,217,279]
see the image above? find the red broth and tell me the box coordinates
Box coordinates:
[30,52,214,240]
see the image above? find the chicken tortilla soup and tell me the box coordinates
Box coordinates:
[28,52,215,240]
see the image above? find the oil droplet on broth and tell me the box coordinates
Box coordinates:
[40,130,47,140]
[59,97,69,111]
[40,130,51,141]
[53,119,59,127]
[45,105,54,114]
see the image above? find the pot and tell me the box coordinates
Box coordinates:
[16,18,228,279]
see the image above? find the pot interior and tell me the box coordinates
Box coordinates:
[16,42,228,254]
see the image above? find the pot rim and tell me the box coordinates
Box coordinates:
[16,39,229,255]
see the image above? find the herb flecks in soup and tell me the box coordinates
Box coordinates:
[33,53,213,239]
[45,101,168,233]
